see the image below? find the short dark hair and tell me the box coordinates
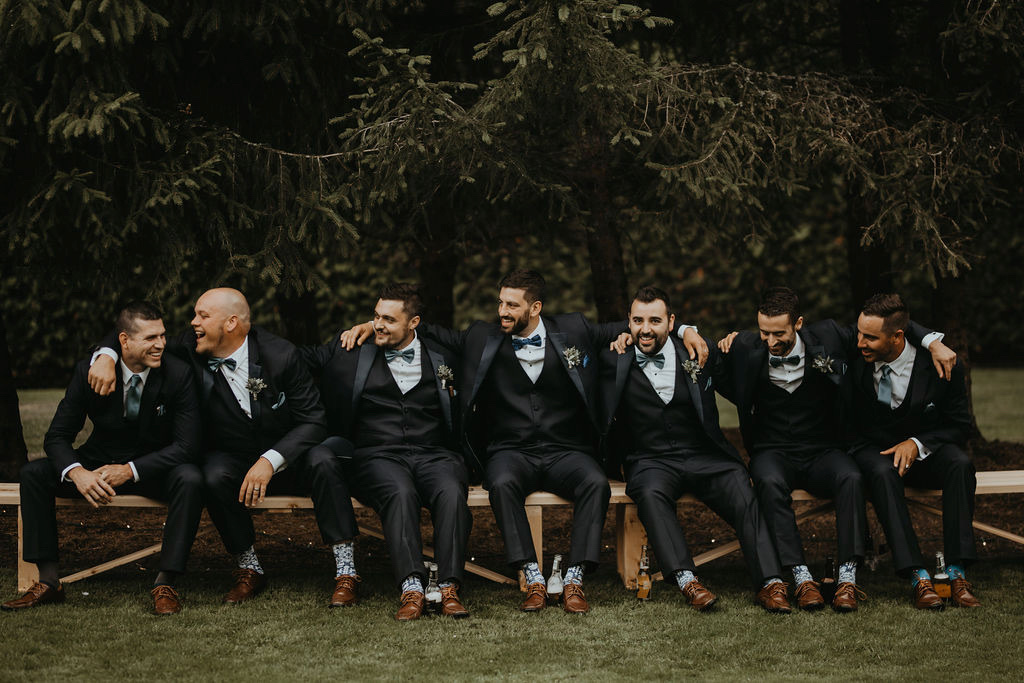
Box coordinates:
[116,301,163,336]
[498,269,546,304]
[378,282,424,318]
[861,293,909,335]
[631,285,672,318]
[758,286,801,325]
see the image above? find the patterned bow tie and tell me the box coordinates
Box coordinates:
[768,354,800,368]
[385,348,415,364]
[207,357,237,372]
[636,352,665,369]
[511,334,542,351]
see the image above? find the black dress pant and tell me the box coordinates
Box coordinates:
[19,456,203,573]
[351,447,471,587]
[749,446,866,567]
[485,447,610,570]
[852,442,976,573]
[202,436,358,555]
[625,452,782,588]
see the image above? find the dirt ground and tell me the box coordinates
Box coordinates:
[2,432,1022,583]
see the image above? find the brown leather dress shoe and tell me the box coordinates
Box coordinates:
[794,580,825,610]
[831,582,864,612]
[562,583,590,614]
[950,578,981,608]
[223,568,267,605]
[396,591,425,621]
[913,579,944,610]
[440,585,470,618]
[1,582,65,611]
[681,580,717,611]
[330,575,359,608]
[756,582,792,614]
[151,585,182,615]
[520,582,547,612]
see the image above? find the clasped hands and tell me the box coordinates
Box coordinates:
[68,464,132,508]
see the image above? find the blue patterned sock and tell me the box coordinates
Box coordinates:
[522,561,544,585]
[401,575,424,594]
[838,561,857,584]
[564,564,584,586]
[946,564,965,580]
[332,541,356,578]
[234,546,264,574]
[763,577,784,587]
[792,564,813,586]
[439,581,454,589]
[910,568,931,587]
[674,570,696,590]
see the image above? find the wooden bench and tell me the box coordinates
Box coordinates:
[4,472,1024,593]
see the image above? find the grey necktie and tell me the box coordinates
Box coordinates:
[125,374,142,420]
[877,365,893,407]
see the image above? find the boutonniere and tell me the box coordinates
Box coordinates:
[681,358,701,384]
[811,354,837,375]
[563,346,583,369]
[246,377,267,400]
[437,364,455,390]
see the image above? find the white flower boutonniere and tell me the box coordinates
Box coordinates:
[246,377,267,400]
[681,358,701,384]
[563,346,583,369]
[437,364,455,389]
[811,354,836,375]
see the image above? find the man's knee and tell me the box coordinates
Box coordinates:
[166,463,203,492]
[202,460,238,497]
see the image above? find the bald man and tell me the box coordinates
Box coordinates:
[89,289,356,606]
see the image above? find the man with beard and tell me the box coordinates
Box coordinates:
[87,289,353,607]
[301,283,471,620]
[601,286,791,613]
[343,270,708,613]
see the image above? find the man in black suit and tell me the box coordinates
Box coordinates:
[2,302,202,615]
[848,293,979,609]
[88,288,347,606]
[714,287,953,612]
[601,286,791,613]
[302,283,471,620]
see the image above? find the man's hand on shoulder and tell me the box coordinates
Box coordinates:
[717,331,739,354]
[682,327,709,366]
[95,464,133,488]
[88,355,117,396]
[927,339,957,381]
[339,321,374,351]
[609,332,633,354]
[67,466,117,507]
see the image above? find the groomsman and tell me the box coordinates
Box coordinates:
[88,289,353,606]
[601,286,791,613]
[847,293,979,609]
[714,287,953,611]
[3,302,202,615]
[302,283,471,620]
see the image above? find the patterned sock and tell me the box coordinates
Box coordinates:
[235,546,264,574]
[439,581,455,589]
[332,541,356,578]
[910,568,931,587]
[838,561,857,585]
[564,564,584,586]
[791,564,813,585]
[674,569,696,591]
[763,577,784,588]
[946,564,966,580]
[401,575,424,594]
[522,561,544,585]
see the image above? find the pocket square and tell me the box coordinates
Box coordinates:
[925,401,936,411]
[582,354,590,368]
[156,404,166,416]
[271,392,286,410]
[705,377,712,391]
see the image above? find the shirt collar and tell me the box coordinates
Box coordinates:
[393,332,420,355]
[225,336,249,367]
[513,317,546,343]
[875,340,915,376]
[120,360,151,384]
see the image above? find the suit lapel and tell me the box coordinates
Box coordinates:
[548,330,587,404]
[906,347,933,412]
[614,352,633,417]
[675,338,705,424]
[741,342,766,411]
[353,344,377,413]
[426,346,453,432]
[470,332,504,405]
[248,333,262,423]
[137,366,162,432]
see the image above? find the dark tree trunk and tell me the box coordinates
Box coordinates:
[932,275,980,439]
[583,141,628,323]
[0,308,28,481]
[274,287,320,345]
[844,190,893,312]
[418,242,457,329]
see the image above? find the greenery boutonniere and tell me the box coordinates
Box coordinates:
[811,354,836,375]
[563,346,583,369]
[246,377,267,400]
[681,358,701,384]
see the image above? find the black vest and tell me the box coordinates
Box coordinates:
[621,359,711,457]
[480,338,591,452]
[752,366,839,449]
[206,372,262,457]
[353,351,447,450]
[859,369,917,445]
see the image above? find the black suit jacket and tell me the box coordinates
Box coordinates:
[599,335,741,476]
[300,333,461,450]
[420,313,626,468]
[44,355,200,480]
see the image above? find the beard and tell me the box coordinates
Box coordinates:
[499,310,531,336]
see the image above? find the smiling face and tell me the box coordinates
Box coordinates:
[629,298,675,355]
[857,313,904,364]
[190,288,249,357]
[497,287,541,336]
[757,312,803,357]
[119,318,166,372]
[373,298,419,350]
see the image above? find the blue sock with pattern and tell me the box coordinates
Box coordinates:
[910,568,931,587]
[791,564,813,585]
[564,564,584,586]
[763,577,784,588]
[838,561,857,584]
[401,575,424,595]
[674,570,696,590]
[439,581,454,589]
[332,541,356,578]
[522,561,543,585]
[946,564,966,580]
[235,546,264,574]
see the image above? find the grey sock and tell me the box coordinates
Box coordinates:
[234,546,264,574]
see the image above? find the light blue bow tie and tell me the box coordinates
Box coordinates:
[636,352,665,369]
[385,348,415,364]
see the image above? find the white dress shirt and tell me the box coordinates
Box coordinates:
[512,318,547,384]
[386,334,422,394]
[872,342,930,460]
[635,340,676,404]
[768,335,806,394]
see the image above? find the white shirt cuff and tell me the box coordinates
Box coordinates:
[61,463,82,482]
[90,347,119,365]
[675,324,698,337]
[910,437,930,461]
[260,450,287,473]
[128,461,140,482]
[921,332,944,349]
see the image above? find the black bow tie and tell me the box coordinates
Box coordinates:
[207,357,237,372]
[768,354,800,368]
